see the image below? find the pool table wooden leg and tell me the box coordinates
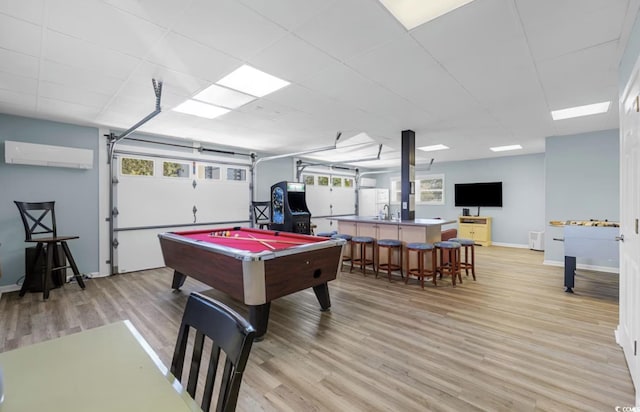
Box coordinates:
[249,302,271,341]
[171,271,187,289]
[312,282,331,311]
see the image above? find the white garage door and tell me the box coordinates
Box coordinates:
[302,172,356,233]
[113,152,250,273]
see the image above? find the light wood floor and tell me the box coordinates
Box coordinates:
[0,246,634,411]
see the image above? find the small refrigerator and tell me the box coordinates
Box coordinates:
[358,188,390,217]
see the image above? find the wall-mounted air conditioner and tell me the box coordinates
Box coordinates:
[4,141,94,169]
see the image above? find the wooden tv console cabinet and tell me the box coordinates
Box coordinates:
[458,216,492,246]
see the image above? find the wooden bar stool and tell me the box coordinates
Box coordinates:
[332,233,352,271]
[449,237,476,280]
[14,201,86,300]
[405,242,437,288]
[350,236,375,276]
[375,239,402,281]
[434,240,462,287]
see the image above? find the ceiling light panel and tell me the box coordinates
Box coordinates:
[417,144,449,152]
[490,144,523,152]
[551,101,610,120]
[379,0,476,30]
[173,100,230,119]
[193,84,256,109]
[216,64,290,97]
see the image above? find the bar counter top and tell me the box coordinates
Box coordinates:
[332,215,456,226]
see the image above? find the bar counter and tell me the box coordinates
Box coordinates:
[332,216,455,227]
[331,216,456,269]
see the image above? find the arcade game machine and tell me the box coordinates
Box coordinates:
[270,181,311,234]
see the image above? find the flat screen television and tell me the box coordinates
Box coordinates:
[454,182,503,207]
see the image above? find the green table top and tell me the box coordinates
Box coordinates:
[0,320,200,412]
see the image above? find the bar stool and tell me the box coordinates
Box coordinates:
[434,240,462,287]
[14,201,86,300]
[375,239,402,281]
[350,236,375,275]
[316,231,337,237]
[405,242,437,288]
[449,237,476,280]
[332,233,352,271]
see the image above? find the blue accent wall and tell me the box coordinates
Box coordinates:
[376,153,546,246]
[544,129,620,267]
[0,114,99,287]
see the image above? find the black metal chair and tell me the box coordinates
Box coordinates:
[251,201,271,230]
[14,201,86,299]
[171,292,256,412]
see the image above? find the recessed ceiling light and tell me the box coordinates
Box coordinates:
[173,100,230,119]
[216,65,290,97]
[490,144,523,152]
[379,0,476,30]
[551,101,611,120]
[417,144,449,152]
[193,84,256,109]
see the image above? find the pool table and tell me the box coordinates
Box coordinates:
[158,227,345,339]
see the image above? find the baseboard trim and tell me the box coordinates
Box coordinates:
[0,271,102,301]
[0,284,21,300]
[491,242,531,249]
[543,259,619,274]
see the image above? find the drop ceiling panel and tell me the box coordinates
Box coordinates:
[98,95,155,120]
[0,71,38,94]
[0,0,44,24]
[411,0,524,64]
[409,0,550,116]
[516,0,627,61]
[145,33,242,83]
[238,0,336,31]
[173,0,288,61]
[265,84,359,119]
[300,62,428,123]
[248,34,338,84]
[37,96,102,120]
[0,14,41,56]
[0,90,36,111]
[44,30,142,80]
[40,60,123,95]
[95,110,152,131]
[102,0,192,29]
[538,43,618,108]
[0,49,39,78]
[294,0,406,62]
[346,34,480,117]
[115,62,209,105]
[47,0,166,58]
[38,81,111,108]
[236,99,296,120]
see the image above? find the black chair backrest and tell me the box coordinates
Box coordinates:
[171,292,256,412]
[14,201,58,240]
[252,201,270,224]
